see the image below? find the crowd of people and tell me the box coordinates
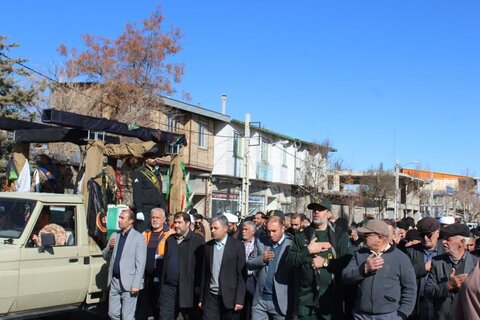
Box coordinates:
[102,199,480,320]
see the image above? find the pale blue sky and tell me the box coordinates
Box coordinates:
[2,1,479,175]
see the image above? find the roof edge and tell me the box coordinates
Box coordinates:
[160,96,231,123]
[231,119,336,152]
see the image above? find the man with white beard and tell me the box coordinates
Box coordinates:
[138,208,174,319]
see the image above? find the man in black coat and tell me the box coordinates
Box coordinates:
[159,211,204,320]
[132,151,166,232]
[425,223,480,320]
[404,217,444,320]
[199,215,247,320]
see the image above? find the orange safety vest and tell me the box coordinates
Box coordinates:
[143,227,175,257]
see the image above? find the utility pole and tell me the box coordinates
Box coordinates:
[394,160,419,219]
[429,171,434,217]
[241,113,250,218]
[394,160,400,220]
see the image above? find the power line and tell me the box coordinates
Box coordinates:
[0,52,118,111]
[1,52,237,138]
[2,52,330,169]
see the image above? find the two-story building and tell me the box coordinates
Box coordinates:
[212,118,334,217]
[154,96,231,217]
[49,86,335,218]
[327,170,425,223]
[402,169,480,221]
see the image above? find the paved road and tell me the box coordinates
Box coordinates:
[39,303,109,320]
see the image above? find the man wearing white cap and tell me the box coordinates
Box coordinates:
[438,216,455,227]
[223,212,240,240]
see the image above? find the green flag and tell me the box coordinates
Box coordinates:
[6,157,18,181]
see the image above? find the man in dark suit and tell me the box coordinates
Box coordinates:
[102,208,147,320]
[199,215,247,320]
[132,150,166,232]
[159,211,205,320]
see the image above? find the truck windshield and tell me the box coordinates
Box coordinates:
[0,198,37,239]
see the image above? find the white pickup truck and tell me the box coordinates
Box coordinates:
[0,192,108,319]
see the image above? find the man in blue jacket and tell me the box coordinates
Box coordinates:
[342,219,416,320]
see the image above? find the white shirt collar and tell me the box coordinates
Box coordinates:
[273,234,286,248]
[216,234,228,246]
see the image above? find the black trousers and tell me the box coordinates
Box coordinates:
[202,292,238,320]
[159,284,197,320]
[239,290,253,320]
[136,275,160,320]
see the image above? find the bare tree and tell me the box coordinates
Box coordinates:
[453,177,478,221]
[55,4,185,124]
[301,139,331,194]
[417,189,432,217]
[359,164,395,218]
[339,173,365,224]
[402,171,424,218]
[470,197,480,221]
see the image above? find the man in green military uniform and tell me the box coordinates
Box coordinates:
[132,148,166,232]
[287,198,353,320]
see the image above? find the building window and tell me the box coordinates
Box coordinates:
[198,121,208,148]
[248,195,265,216]
[281,203,291,213]
[282,146,288,167]
[233,132,243,158]
[212,193,240,215]
[261,139,269,163]
[166,144,181,155]
[167,114,182,133]
[295,167,302,184]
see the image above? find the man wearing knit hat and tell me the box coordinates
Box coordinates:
[404,217,444,320]
[425,223,479,320]
[342,219,416,320]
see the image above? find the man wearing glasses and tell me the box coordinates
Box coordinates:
[342,219,416,320]
[425,223,479,320]
[404,217,444,320]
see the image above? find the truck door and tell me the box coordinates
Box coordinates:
[16,204,90,311]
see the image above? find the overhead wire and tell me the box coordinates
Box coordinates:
[2,52,329,169]
[1,52,238,138]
